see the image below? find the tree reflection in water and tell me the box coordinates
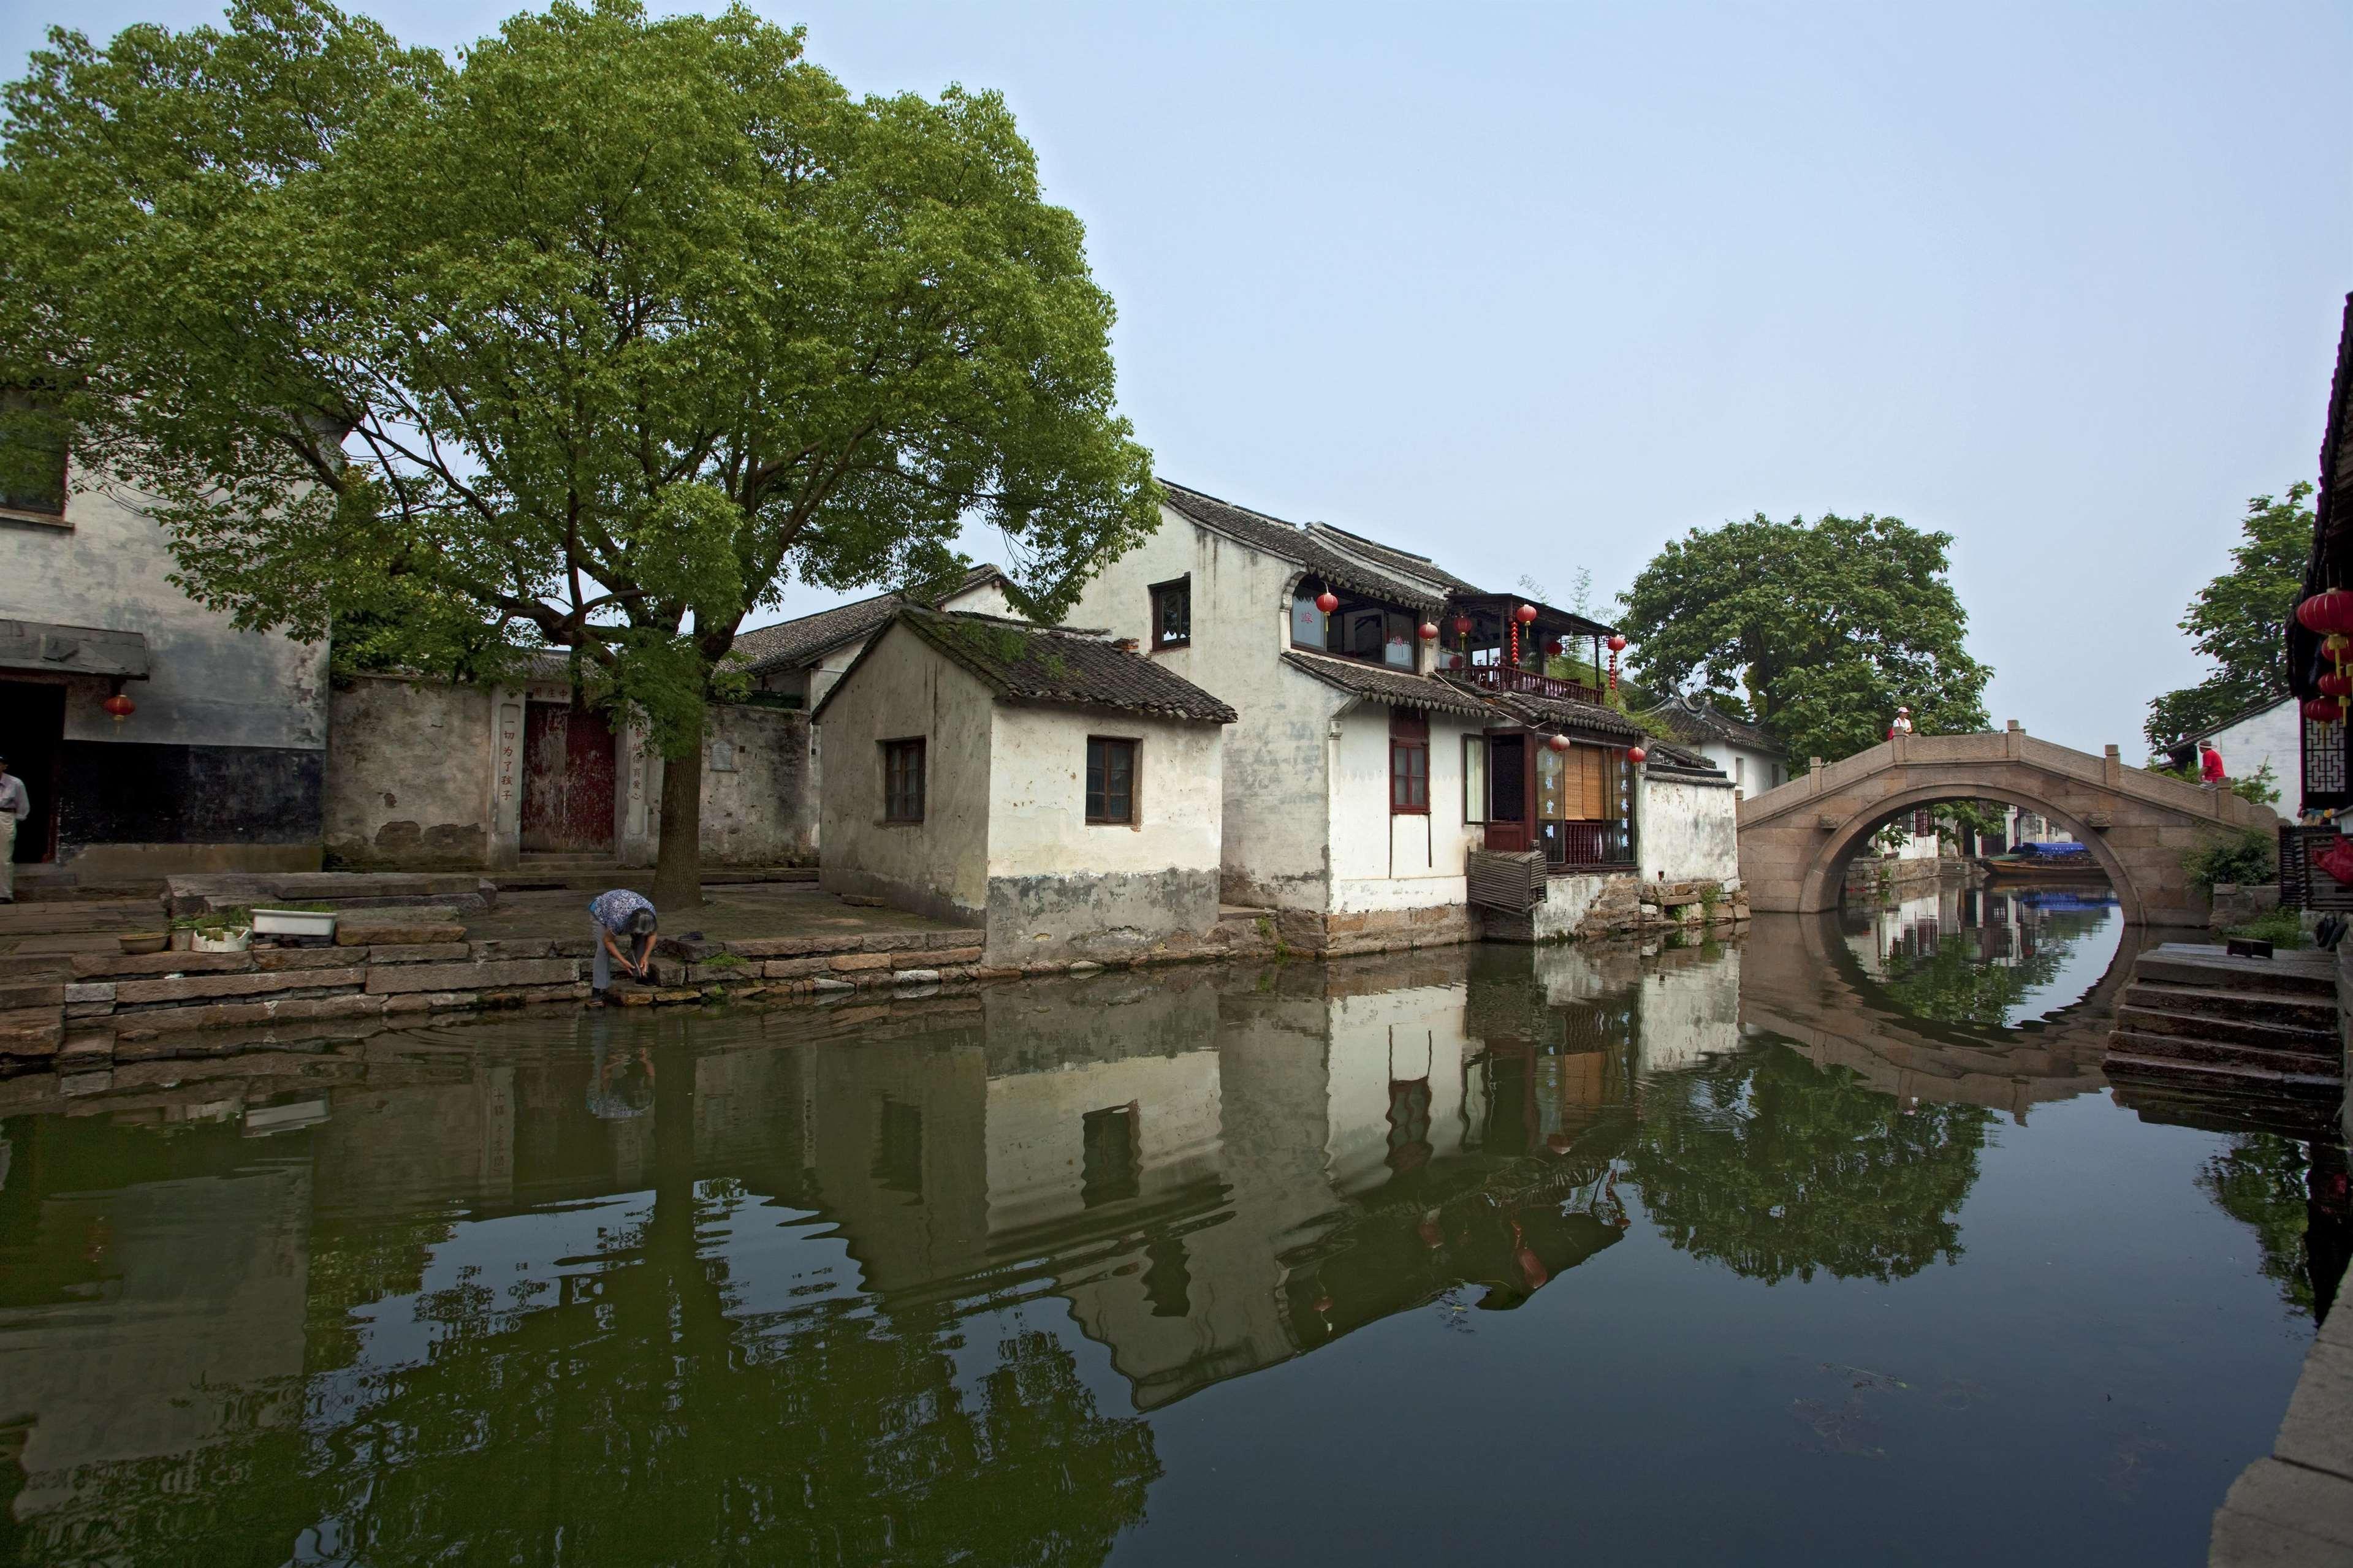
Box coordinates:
[1622,1047,1993,1284]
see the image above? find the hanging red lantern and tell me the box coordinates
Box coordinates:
[1625,744,1648,765]
[2305,697,2344,722]
[1606,633,1627,653]
[1451,615,1473,637]
[1447,653,1465,669]
[2298,589,2353,636]
[1315,590,1339,615]
[1514,604,1539,624]
[101,691,135,724]
[2322,672,2352,698]
[1546,732,1570,753]
[1418,621,1439,642]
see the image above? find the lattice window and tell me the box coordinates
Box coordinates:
[2303,716,2347,805]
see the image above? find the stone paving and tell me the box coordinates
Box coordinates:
[2211,1255,2353,1565]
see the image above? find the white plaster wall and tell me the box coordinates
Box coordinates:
[2,486,326,749]
[1530,871,1638,942]
[815,623,995,920]
[1063,506,1344,910]
[984,704,1223,879]
[2207,699,2298,786]
[1327,708,1482,914]
[1694,740,1785,795]
[1636,773,1739,884]
[1321,983,1475,1196]
[1636,949,1743,1074]
[982,1052,1223,1236]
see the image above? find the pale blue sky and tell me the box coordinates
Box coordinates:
[7,1,2347,754]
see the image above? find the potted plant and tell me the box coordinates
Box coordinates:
[251,904,340,941]
[190,910,252,953]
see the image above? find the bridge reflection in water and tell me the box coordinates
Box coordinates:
[0,923,2331,1565]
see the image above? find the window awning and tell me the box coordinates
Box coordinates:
[0,619,151,680]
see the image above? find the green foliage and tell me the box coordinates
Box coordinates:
[2145,487,2311,749]
[2198,1135,2322,1316]
[1625,1045,1994,1284]
[2144,760,2281,808]
[2183,828,2278,890]
[0,0,1157,888]
[1618,511,1990,763]
[2220,906,2308,950]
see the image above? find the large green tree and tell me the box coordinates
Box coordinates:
[0,0,1155,909]
[1617,511,1991,763]
[2143,485,2311,751]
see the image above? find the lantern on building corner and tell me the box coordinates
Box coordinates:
[2305,697,2344,723]
[1625,744,1648,765]
[2297,589,2353,636]
[1315,588,1339,642]
[1511,602,1537,667]
[1546,732,1570,753]
[2322,672,2352,699]
[1606,632,1627,692]
[1418,621,1439,642]
[102,691,135,724]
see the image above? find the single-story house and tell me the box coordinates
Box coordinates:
[1642,693,1787,795]
[814,607,1237,966]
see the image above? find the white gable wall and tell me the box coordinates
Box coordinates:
[2203,699,2299,789]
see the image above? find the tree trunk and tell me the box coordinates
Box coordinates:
[652,747,705,916]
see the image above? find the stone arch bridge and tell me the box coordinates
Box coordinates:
[1736,725,2284,927]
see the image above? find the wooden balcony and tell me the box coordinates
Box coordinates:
[1456,665,1606,706]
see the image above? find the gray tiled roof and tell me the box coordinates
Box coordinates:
[1280,650,1494,717]
[1456,682,1645,741]
[727,566,1006,676]
[1641,740,1732,781]
[1159,482,1457,613]
[1642,693,1783,756]
[837,608,1236,725]
[1304,521,1486,596]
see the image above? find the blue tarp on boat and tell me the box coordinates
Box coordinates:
[2013,841,2090,858]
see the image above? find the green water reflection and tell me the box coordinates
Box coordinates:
[0,923,2334,1565]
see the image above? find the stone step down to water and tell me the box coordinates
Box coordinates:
[2106,943,2344,1126]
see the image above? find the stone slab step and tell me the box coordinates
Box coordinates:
[2135,944,2338,999]
[2104,1048,2341,1101]
[2108,1026,2336,1071]
[2113,1085,2343,1140]
[2112,1003,2337,1053]
[2121,982,2337,1030]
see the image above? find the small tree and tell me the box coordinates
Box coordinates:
[0,0,1155,909]
[1618,510,1991,763]
[2145,486,2311,750]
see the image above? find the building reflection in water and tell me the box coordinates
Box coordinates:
[0,927,2328,1564]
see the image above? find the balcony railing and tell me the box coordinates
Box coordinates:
[1542,820,1633,869]
[1456,665,1606,706]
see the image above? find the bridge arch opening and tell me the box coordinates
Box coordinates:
[1801,782,2143,926]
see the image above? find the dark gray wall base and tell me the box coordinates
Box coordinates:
[58,741,323,852]
[986,868,1221,966]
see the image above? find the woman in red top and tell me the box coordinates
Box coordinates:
[2199,744,2226,789]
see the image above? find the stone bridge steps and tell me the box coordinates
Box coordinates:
[2104,942,2343,1120]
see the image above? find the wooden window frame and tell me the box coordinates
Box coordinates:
[0,389,69,525]
[1390,708,1431,815]
[881,737,926,824]
[1462,733,1487,823]
[1149,575,1192,650]
[1291,578,1420,670]
[1086,735,1139,825]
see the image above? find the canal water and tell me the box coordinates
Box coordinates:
[0,890,2336,1565]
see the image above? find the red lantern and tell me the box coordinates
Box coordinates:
[2298,589,2353,636]
[1606,633,1627,653]
[1546,733,1570,753]
[1315,590,1339,615]
[1418,621,1439,642]
[101,692,135,724]
[1514,604,1538,624]
[1625,744,1648,765]
[2322,672,2352,698]
[1448,653,1465,669]
[1451,615,1473,637]
[2305,698,2344,723]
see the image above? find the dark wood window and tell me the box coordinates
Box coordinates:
[882,738,925,823]
[1390,709,1430,814]
[1081,1104,1141,1207]
[0,390,67,518]
[1150,577,1191,648]
[1913,808,1936,837]
[1087,737,1136,824]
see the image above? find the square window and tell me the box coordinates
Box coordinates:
[1087,737,1137,824]
[0,390,68,519]
[1150,577,1190,648]
[883,738,925,823]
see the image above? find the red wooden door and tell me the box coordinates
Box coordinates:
[1483,733,1530,852]
[520,702,617,852]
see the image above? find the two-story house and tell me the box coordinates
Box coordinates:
[1062,482,1649,954]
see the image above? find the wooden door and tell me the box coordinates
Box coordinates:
[1483,733,1529,852]
[520,702,617,852]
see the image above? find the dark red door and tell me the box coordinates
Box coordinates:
[520,702,617,852]
[1483,733,1529,852]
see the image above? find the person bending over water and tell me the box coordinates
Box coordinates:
[588,888,657,994]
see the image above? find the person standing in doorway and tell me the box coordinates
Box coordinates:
[2200,742,2227,792]
[0,754,26,903]
[588,887,658,995]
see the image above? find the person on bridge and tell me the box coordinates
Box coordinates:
[1887,706,1914,739]
[2199,743,2227,791]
